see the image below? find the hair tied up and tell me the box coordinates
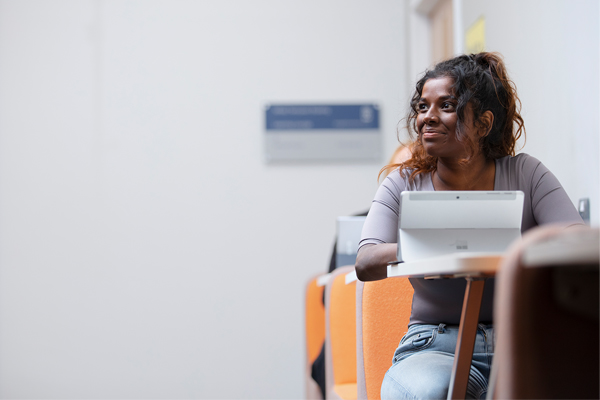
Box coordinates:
[398,51,526,182]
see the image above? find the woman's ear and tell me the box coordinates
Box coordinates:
[479,111,494,137]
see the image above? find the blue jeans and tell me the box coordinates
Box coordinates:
[381,323,494,400]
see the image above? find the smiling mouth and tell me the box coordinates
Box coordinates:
[422,130,445,137]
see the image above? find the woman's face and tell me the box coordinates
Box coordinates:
[416,77,479,159]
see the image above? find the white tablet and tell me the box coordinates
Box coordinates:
[397,191,524,262]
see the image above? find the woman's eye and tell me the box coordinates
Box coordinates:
[442,102,455,110]
[417,103,428,111]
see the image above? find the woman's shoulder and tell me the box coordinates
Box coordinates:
[384,167,433,191]
[495,153,555,191]
[496,153,544,172]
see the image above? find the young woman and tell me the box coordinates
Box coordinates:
[355,52,584,399]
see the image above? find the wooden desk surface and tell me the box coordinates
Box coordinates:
[387,252,503,279]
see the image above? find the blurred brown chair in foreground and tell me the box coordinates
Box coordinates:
[492,225,599,399]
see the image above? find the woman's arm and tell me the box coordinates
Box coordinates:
[356,171,407,281]
[525,155,585,228]
[355,243,398,281]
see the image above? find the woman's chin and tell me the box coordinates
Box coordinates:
[422,145,441,158]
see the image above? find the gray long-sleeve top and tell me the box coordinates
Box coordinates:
[358,153,585,325]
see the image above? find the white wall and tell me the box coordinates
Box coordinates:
[1,1,598,399]
[0,1,408,398]
[460,0,600,225]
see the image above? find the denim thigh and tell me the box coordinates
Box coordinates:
[381,323,494,400]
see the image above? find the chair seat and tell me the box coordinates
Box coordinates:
[356,277,413,399]
[325,266,357,400]
[333,383,357,400]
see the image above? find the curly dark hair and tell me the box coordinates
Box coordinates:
[381,52,526,181]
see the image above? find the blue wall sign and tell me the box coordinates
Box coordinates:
[264,103,382,163]
[265,104,379,131]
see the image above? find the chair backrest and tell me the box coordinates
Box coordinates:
[356,277,414,400]
[492,225,599,399]
[325,266,358,400]
[305,274,326,399]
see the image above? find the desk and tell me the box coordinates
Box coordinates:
[387,253,503,400]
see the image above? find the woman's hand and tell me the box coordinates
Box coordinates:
[355,243,398,281]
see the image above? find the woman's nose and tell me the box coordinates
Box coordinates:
[423,110,439,124]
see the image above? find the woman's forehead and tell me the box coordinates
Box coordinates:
[422,77,454,95]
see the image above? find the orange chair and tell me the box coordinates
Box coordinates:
[305,274,327,399]
[356,277,414,400]
[325,266,358,400]
[492,225,599,399]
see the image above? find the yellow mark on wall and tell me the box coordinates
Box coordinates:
[465,17,485,54]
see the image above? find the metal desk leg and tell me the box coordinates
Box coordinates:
[447,277,486,400]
